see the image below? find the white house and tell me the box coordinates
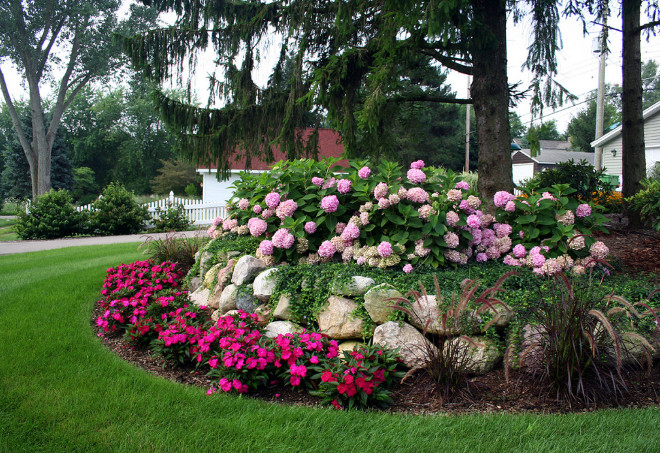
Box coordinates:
[511,140,595,186]
[590,100,660,185]
[197,128,347,205]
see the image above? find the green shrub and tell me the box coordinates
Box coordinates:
[152,201,192,232]
[14,189,86,239]
[184,183,199,197]
[626,179,660,230]
[140,232,209,274]
[520,159,615,203]
[88,182,150,236]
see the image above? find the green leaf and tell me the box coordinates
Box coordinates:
[516,214,537,225]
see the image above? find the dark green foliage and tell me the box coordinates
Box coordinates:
[566,97,618,153]
[151,201,192,232]
[626,179,660,230]
[140,233,209,274]
[88,183,150,236]
[521,159,615,202]
[184,183,199,197]
[149,159,200,195]
[14,190,86,239]
[72,167,99,205]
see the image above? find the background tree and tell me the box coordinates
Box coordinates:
[641,59,660,108]
[150,159,200,195]
[0,1,156,199]
[566,95,618,153]
[509,111,528,141]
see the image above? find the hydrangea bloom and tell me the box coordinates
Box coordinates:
[556,210,575,226]
[373,182,389,199]
[318,240,336,258]
[512,244,526,259]
[272,228,295,249]
[590,241,609,260]
[407,168,426,184]
[446,210,460,226]
[304,221,317,234]
[265,192,281,209]
[378,198,391,209]
[222,218,238,231]
[388,194,401,205]
[261,208,274,219]
[455,181,470,190]
[238,198,249,210]
[252,205,262,214]
[504,200,516,212]
[467,195,481,209]
[359,212,370,225]
[311,177,324,187]
[444,232,459,249]
[493,191,515,207]
[358,166,371,179]
[247,218,268,237]
[406,187,429,203]
[377,241,393,257]
[466,214,481,229]
[447,189,463,202]
[418,204,436,220]
[494,223,512,238]
[320,195,340,213]
[569,235,586,250]
[458,199,473,213]
[276,199,298,219]
[337,179,352,194]
[335,222,346,234]
[410,160,425,169]
[576,203,592,218]
[322,177,336,189]
[476,253,488,263]
[397,187,407,198]
[403,264,413,273]
[213,216,222,227]
[259,240,274,255]
[341,223,360,240]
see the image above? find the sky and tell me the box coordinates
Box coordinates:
[2,5,660,135]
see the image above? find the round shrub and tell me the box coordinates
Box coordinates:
[14,189,85,239]
[88,182,150,236]
[152,201,192,232]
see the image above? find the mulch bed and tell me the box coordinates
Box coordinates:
[92,224,660,415]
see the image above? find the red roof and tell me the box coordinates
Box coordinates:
[200,128,348,171]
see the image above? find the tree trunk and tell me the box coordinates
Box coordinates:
[471,0,513,211]
[621,0,646,227]
[28,78,52,198]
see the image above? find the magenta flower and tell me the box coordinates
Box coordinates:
[446,210,460,226]
[318,240,336,258]
[493,191,515,208]
[265,192,281,209]
[337,179,352,194]
[304,221,317,234]
[407,168,426,184]
[476,253,488,263]
[358,166,371,179]
[322,177,336,189]
[272,228,295,249]
[504,200,516,212]
[444,232,459,249]
[222,218,238,231]
[410,160,425,170]
[494,222,512,238]
[377,241,393,257]
[576,203,592,218]
[312,177,324,187]
[321,195,339,213]
[512,244,526,259]
[403,264,413,273]
[466,214,481,229]
[259,240,274,255]
[335,222,346,234]
[455,181,470,190]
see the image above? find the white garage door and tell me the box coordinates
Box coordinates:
[513,163,535,186]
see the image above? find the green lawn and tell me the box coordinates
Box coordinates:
[0,218,18,241]
[0,243,659,452]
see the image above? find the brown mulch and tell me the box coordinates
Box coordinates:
[92,223,660,415]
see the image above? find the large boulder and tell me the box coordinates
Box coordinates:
[407,295,455,335]
[253,268,279,302]
[487,304,514,329]
[198,250,214,279]
[264,321,304,339]
[337,341,366,356]
[203,262,224,289]
[231,255,267,285]
[236,285,260,313]
[373,321,436,369]
[331,276,375,297]
[363,283,403,324]
[189,286,211,307]
[273,294,293,320]
[449,336,502,374]
[317,296,364,339]
[188,276,202,293]
[254,304,272,327]
[207,259,237,309]
[218,284,239,314]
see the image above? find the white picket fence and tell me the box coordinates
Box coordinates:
[77,191,226,226]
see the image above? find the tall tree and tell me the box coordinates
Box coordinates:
[566,96,618,153]
[124,0,569,205]
[0,1,156,199]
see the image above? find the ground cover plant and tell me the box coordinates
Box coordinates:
[3,244,660,452]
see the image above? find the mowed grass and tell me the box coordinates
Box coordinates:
[0,244,659,453]
[0,218,18,241]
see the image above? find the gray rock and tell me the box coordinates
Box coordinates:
[337,341,365,356]
[189,287,211,307]
[363,283,403,324]
[331,276,375,296]
[203,262,224,289]
[188,276,202,293]
[218,284,238,314]
[253,268,279,302]
[373,321,436,369]
[198,250,214,279]
[407,295,452,335]
[207,259,238,309]
[317,296,364,339]
[273,294,293,320]
[449,336,502,374]
[236,285,259,313]
[231,255,267,285]
[487,304,514,329]
[264,321,304,338]
[254,304,272,327]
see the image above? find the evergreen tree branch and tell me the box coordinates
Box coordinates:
[419,49,473,74]
[639,20,660,31]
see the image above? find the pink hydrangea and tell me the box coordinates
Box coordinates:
[312,177,324,187]
[407,168,426,184]
[403,264,413,273]
[378,198,391,209]
[318,240,336,258]
[337,179,352,194]
[358,166,371,179]
[504,200,516,212]
[418,204,436,220]
[238,198,249,210]
[388,194,401,205]
[359,211,370,225]
[272,228,295,249]
[341,223,360,240]
[467,195,481,209]
[377,241,393,257]
[444,232,460,249]
[259,240,274,255]
[410,160,425,170]
[222,218,238,231]
[494,223,512,238]
[265,192,281,209]
[556,210,575,226]
[276,199,298,219]
[304,221,317,234]
[247,218,268,237]
[447,189,463,202]
[455,181,470,190]
[531,253,546,267]
[512,244,526,259]
[213,216,222,227]
[252,205,263,214]
[261,208,274,219]
[590,241,609,260]
[576,203,592,218]
[476,253,488,263]
[373,182,389,199]
[335,222,346,234]
[493,191,515,208]
[466,214,481,229]
[322,177,336,189]
[320,195,339,213]
[406,187,429,203]
[446,211,460,227]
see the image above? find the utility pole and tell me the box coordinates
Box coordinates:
[594,17,608,171]
[465,76,471,172]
